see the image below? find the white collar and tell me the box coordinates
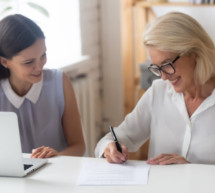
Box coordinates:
[1,75,43,109]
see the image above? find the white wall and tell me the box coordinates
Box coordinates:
[100,0,124,133]
[78,0,104,150]
[79,0,100,66]
[152,6,215,44]
[77,0,125,140]
[77,0,125,141]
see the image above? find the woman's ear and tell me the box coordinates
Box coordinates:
[0,56,8,68]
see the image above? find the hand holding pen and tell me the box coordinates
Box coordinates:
[110,126,122,153]
[103,126,128,163]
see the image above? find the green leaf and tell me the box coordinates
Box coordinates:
[26,2,49,18]
[0,6,13,15]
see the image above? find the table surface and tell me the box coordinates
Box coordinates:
[1,155,215,193]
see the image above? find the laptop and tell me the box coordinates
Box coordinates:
[0,111,48,177]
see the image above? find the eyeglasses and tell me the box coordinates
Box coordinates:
[147,56,180,77]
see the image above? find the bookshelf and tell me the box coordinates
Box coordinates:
[121,0,215,160]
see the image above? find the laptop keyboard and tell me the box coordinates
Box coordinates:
[24,164,33,170]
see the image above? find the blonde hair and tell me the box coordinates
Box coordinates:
[143,12,215,85]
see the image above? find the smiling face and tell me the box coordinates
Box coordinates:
[1,38,47,94]
[148,47,196,93]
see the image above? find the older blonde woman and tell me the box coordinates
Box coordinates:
[95,12,215,165]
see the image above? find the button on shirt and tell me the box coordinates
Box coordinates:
[95,79,215,164]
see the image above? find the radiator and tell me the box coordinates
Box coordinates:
[71,74,101,157]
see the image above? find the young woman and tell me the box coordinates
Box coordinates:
[0,14,85,158]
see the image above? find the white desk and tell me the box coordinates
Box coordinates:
[1,156,215,193]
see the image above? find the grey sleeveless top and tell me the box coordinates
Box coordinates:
[0,69,67,153]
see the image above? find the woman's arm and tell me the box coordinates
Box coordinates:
[59,73,86,156]
[31,72,85,159]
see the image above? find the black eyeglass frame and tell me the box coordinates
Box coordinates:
[147,55,180,77]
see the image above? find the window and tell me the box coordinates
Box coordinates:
[0,0,82,69]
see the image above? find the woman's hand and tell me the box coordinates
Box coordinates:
[147,153,189,165]
[104,142,128,163]
[30,146,58,158]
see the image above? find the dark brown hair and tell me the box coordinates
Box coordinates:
[0,14,45,79]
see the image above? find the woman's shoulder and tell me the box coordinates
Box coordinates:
[43,68,63,75]
[43,68,63,81]
[151,79,170,90]
[149,79,175,97]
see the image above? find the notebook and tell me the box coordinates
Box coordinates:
[0,111,48,177]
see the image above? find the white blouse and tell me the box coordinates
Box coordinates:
[95,79,215,164]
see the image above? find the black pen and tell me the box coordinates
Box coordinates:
[109,125,122,153]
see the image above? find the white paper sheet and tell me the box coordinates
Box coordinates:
[77,159,150,186]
